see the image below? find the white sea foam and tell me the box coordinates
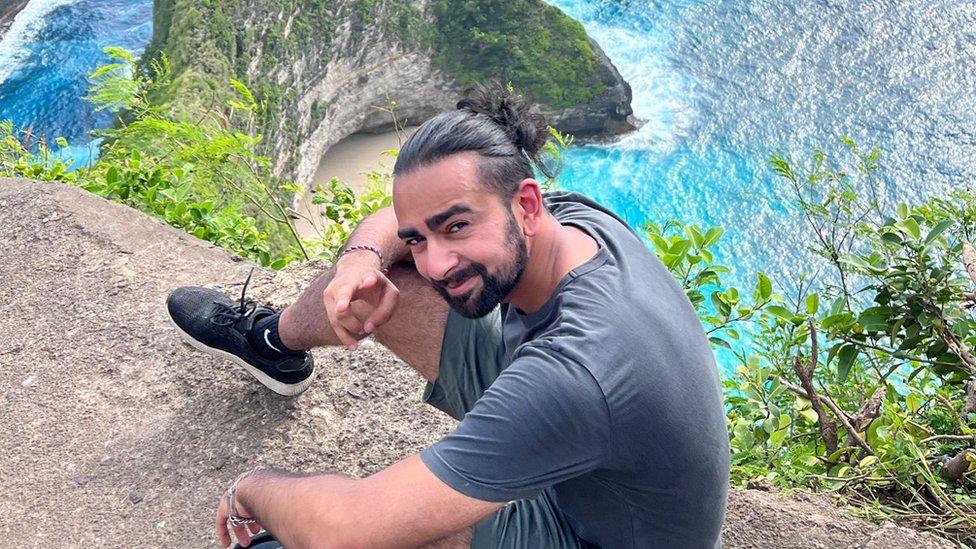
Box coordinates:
[0,0,81,86]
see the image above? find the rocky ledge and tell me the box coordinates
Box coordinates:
[0,0,30,41]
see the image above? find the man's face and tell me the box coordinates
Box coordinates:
[393,152,528,318]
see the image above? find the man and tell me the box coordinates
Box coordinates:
[167,86,730,548]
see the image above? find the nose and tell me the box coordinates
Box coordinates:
[423,238,460,282]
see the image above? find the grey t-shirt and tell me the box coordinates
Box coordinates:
[421,191,730,547]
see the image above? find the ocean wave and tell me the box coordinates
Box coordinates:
[0,0,81,86]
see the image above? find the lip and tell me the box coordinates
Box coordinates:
[445,275,477,297]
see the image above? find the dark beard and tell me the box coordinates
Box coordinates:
[432,214,528,318]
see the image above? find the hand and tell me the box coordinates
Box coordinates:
[323,256,400,350]
[215,486,263,548]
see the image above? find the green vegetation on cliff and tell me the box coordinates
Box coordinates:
[143,0,608,178]
[430,0,605,108]
[657,141,976,543]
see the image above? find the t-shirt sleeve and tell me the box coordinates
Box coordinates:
[420,344,611,502]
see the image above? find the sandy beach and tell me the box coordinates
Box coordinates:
[294,128,413,240]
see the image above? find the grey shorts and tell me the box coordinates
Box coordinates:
[422,308,593,549]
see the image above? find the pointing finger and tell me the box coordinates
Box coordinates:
[360,272,378,289]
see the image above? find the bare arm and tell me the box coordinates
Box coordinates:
[336,206,409,271]
[218,455,502,548]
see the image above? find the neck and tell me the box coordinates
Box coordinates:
[506,214,599,314]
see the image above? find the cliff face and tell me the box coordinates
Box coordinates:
[0,0,30,41]
[0,177,956,549]
[146,0,634,186]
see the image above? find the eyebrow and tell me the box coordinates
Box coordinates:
[397,204,473,240]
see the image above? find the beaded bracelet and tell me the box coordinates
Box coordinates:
[339,245,383,264]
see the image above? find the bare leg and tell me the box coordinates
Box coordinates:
[278,263,449,382]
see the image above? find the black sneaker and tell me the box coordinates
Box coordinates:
[165,272,315,396]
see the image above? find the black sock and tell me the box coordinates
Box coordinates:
[249,312,302,359]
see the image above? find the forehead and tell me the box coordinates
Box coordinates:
[392,152,497,224]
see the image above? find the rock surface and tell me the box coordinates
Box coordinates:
[0,178,954,548]
[0,0,29,41]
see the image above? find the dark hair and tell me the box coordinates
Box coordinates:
[393,83,551,201]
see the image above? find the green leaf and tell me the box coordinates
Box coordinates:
[766,305,795,322]
[897,217,921,240]
[800,455,821,467]
[905,393,921,414]
[836,344,858,381]
[805,293,819,315]
[279,182,304,194]
[703,226,725,247]
[822,312,855,330]
[897,202,909,219]
[756,272,773,301]
[858,455,879,468]
[840,253,886,274]
[648,232,670,254]
[709,336,731,349]
[867,422,889,446]
[923,219,953,247]
[229,78,257,109]
[800,408,819,424]
[880,231,903,246]
[668,239,692,257]
[684,225,704,249]
[857,309,889,333]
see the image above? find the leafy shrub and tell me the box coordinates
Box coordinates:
[0,48,391,269]
[683,139,975,543]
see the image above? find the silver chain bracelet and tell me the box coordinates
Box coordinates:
[225,466,266,526]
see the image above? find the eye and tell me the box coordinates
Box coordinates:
[448,222,468,233]
[405,237,424,247]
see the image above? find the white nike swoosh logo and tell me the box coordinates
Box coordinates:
[264,329,284,353]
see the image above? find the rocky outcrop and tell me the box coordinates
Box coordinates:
[0,0,30,41]
[0,178,956,548]
[147,0,634,187]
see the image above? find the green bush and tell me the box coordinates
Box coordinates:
[0,48,390,269]
[666,140,975,543]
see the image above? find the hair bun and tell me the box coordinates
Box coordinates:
[457,84,549,158]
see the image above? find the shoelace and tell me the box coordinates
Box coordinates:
[211,269,258,327]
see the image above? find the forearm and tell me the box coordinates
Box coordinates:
[338,206,409,269]
[236,469,359,549]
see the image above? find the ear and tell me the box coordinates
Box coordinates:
[511,179,544,237]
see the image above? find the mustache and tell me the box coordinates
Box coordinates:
[434,264,485,289]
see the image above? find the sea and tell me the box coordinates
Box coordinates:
[2,0,974,340]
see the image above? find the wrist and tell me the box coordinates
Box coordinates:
[336,247,383,269]
[227,467,265,522]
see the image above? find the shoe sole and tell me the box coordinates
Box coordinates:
[166,309,315,397]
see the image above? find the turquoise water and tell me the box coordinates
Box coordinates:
[548,0,976,290]
[0,0,152,164]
